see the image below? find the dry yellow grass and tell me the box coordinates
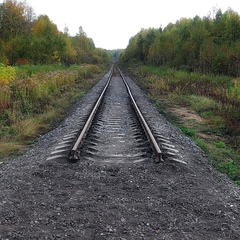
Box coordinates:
[0,141,25,160]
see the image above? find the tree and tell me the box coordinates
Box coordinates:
[31,15,66,64]
[32,15,58,37]
[0,0,29,40]
[224,9,240,45]
[120,8,240,76]
[62,36,77,66]
[200,38,216,73]
[71,26,97,64]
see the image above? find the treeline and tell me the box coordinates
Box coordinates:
[120,8,240,77]
[0,0,111,66]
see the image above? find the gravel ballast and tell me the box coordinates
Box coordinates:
[0,70,240,240]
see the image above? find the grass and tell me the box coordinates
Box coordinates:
[195,139,208,152]
[15,64,79,78]
[0,141,25,160]
[216,141,226,148]
[165,96,240,184]
[187,95,218,112]
[180,126,196,137]
[0,64,109,161]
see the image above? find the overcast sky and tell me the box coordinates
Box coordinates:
[8,0,240,49]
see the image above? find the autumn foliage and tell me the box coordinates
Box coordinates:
[0,64,102,112]
[0,0,111,66]
[0,64,16,110]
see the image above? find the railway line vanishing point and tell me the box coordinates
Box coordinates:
[47,66,186,165]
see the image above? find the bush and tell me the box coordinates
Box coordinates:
[0,64,16,111]
[216,141,226,148]
[180,127,196,137]
[0,64,16,85]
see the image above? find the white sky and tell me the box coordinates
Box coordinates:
[7,0,240,49]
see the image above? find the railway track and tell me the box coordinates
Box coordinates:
[47,66,186,164]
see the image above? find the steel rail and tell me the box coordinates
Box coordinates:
[68,66,114,161]
[69,65,163,163]
[118,67,163,163]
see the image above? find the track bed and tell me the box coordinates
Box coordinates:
[0,69,240,240]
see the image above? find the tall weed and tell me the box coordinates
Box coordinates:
[0,64,16,111]
[0,64,101,137]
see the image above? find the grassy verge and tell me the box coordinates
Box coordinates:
[0,64,109,161]
[125,64,240,185]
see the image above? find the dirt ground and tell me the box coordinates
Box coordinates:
[0,71,240,239]
[168,107,203,123]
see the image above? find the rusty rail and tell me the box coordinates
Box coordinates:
[68,66,113,161]
[118,67,163,162]
[69,65,163,162]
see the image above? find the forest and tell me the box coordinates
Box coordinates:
[0,0,111,66]
[121,8,240,76]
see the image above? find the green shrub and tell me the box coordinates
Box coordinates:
[216,141,226,148]
[217,161,238,180]
[180,127,196,137]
